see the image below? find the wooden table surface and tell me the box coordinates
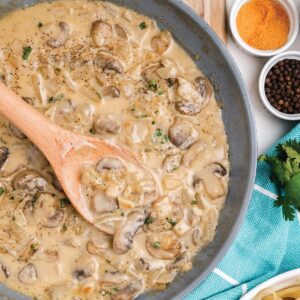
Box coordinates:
[183,0,227,44]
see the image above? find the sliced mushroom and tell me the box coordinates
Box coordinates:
[38,249,59,263]
[103,86,120,98]
[91,191,118,214]
[34,193,65,228]
[151,31,172,54]
[146,232,182,260]
[135,258,150,272]
[96,157,124,172]
[91,20,113,47]
[94,115,121,134]
[9,123,26,139]
[156,269,177,284]
[12,170,48,191]
[112,280,143,300]
[195,163,227,199]
[0,147,9,170]
[73,261,95,281]
[162,154,181,173]
[94,213,123,235]
[195,76,213,100]
[22,97,35,106]
[168,118,198,150]
[47,22,70,48]
[86,231,112,255]
[18,263,37,284]
[94,54,124,73]
[115,24,129,40]
[206,162,227,177]
[113,209,146,254]
[175,77,211,115]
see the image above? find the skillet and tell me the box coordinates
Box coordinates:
[0,1,257,299]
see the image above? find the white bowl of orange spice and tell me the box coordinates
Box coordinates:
[230,0,299,57]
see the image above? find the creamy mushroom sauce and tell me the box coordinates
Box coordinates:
[0,1,229,299]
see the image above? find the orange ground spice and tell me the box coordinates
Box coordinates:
[236,0,290,50]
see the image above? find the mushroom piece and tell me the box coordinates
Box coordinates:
[94,213,123,235]
[192,228,202,246]
[9,123,26,139]
[86,231,112,255]
[150,31,172,54]
[135,258,150,272]
[175,77,211,115]
[100,271,130,289]
[33,193,65,228]
[112,280,143,300]
[12,170,48,191]
[146,232,182,260]
[91,191,118,214]
[0,147,9,170]
[115,24,129,40]
[94,53,124,74]
[195,163,227,199]
[18,263,38,284]
[73,261,96,281]
[91,20,113,47]
[113,209,146,254]
[94,115,121,134]
[162,154,181,173]
[96,157,124,173]
[47,22,70,48]
[103,86,120,98]
[195,76,213,100]
[168,119,198,150]
[38,249,59,263]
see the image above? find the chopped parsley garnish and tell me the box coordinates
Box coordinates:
[154,128,163,137]
[89,128,96,135]
[148,79,158,91]
[60,198,70,208]
[48,93,64,103]
[167,78,175,87]
[121,212,125,216]
[259,139,300,221]
[0,187,5,196]
[166,217,176,226]
[62,223,67,232]
[191,200,197,205]
[30,243,39,254]
[158,88,164,95]
[161,134,169,144]
[112,287,119,292]
[145,216,155,225]
[22,46,32,61]
[152,121,156,125]
[152,241,160,249]
[139,22,147,29]
[38,22,43,28]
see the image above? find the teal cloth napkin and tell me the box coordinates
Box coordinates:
[185,123,300,300]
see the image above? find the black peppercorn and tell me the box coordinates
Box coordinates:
[265,59,300,114]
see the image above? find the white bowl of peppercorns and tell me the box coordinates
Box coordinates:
[259,51,300,121]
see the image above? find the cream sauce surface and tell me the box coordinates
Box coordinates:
[0,1,229,299]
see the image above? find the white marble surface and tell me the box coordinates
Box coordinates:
[227,0,300,154]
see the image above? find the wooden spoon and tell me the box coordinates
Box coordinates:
[0,81,147,225]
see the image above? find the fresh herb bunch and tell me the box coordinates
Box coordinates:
[259,139,300,221]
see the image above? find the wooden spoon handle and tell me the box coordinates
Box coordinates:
[0,82,65,160]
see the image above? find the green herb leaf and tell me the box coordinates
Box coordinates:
[152,241,160,249]
[139,22,147,29]
[62,223,67,232]
[145,216,155,225]
[60,198,70,208]
[30,243,39,254]
[148,79,158,91]
[22,46,32,60]
[191,200,197,205]
[166,217,176,226]
[154,128,162,137]
[0,187,5,196]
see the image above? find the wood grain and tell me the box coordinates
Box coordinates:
[183,0,227,44]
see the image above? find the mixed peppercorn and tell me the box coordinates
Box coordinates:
[265,59,300,114]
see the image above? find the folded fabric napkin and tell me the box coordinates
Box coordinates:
[185,123,300,300]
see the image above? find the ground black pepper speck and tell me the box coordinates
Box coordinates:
[265,59,300,114]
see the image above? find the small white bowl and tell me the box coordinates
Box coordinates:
[259,51,300,121]
[241,268,300,300]
[230,0,299,57]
